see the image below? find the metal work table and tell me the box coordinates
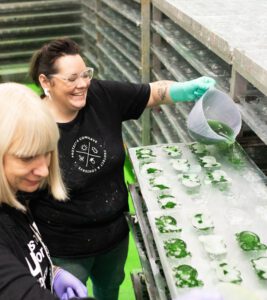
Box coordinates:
[152,0,267,63]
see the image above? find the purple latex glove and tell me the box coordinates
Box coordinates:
[175,289,224,300]
[53,268,88,300]
[61,287,75,300]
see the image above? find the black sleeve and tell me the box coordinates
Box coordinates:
[0,241,59,300]
[90,79,150,121]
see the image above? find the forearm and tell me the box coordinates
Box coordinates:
[148,81,175,107]
[0,255,58,300]
[147,77,216,107]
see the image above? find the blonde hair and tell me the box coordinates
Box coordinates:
[0,83,67,211]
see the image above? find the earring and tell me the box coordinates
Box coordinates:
[44,88,51,99]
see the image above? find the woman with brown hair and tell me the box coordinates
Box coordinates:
[29,38,215,300]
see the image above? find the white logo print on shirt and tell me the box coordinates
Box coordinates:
[25,239,48,288]
[71,136,107,173]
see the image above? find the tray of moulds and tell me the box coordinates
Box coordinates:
[193,218,267,298]
[219,226,267,299]
[146,210,216,299]
[130,143,267,232]
[148,210,267,299]
[129,143,267,299]
[129,144,198,211]
[188,142,267,185]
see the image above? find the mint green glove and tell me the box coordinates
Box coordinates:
[169,76,216,102]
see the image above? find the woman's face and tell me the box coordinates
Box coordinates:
[3,153,51,193]
[48,54,91,113]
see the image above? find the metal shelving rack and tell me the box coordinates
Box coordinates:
[85,0,267,172]
[81,3,267,296]
[0,0,82,82]
[149,0,267,174]
[79,1,267,298]
[127,185,170,300]
[93,0,142,148]
[150,6,232,146]
[82,0,98,71]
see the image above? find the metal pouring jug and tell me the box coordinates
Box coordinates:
[187,88,242,145]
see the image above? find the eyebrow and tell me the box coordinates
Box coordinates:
[66,70,85,76]
[56,68,89,77]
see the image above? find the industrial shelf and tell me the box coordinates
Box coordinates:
[79,2,267,298]
[151,109,175,144]
[97,42,140,82]
[151,46,191,82]
[96,10,140,47]
[83,0,267,169]
[130,271,150,300]
[151,20,231,92]
[123,123,141,146]
[96,25,140,69]
[128,184,170,300]
[101,0,141,26]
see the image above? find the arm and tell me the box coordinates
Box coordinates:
[0,243,58,300]
[147,76,216,107]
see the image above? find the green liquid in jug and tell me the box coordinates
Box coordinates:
[207,120,235,145]
[188,120,236,146]
[208,120,244,166]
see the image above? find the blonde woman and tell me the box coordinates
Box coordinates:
[0,83,89,300]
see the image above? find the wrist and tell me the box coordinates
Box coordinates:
[52,265,61,278]
[169,82,185,103]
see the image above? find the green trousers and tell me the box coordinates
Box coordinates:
[52,235,129,300]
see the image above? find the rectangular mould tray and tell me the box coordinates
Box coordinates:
[129,143,267,300]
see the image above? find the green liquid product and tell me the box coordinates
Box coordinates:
[173,265,204,288]
[189,142,210,156]
[164,238,191,259]
[207,120,236,145]
[155,215,181,234]
[227,142,245,167]
[157,194,177,209]
[188,120,235,145]
[236,231,267,251]
[207,120,244,167]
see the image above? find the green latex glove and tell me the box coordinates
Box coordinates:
[169,76,216,102]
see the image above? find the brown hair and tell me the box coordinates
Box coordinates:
[29,38,80,87]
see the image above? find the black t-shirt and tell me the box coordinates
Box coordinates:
[0,204,58,300]
[30,79,150,257]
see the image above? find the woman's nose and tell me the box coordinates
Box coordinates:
[33,156,50,177]
[76,76,88,87]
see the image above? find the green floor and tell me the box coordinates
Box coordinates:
[87,156,141,299]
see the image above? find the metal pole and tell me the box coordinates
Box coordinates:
[141,0,151,145]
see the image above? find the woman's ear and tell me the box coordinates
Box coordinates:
[39,74,50,90]
[39,74,51,98]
